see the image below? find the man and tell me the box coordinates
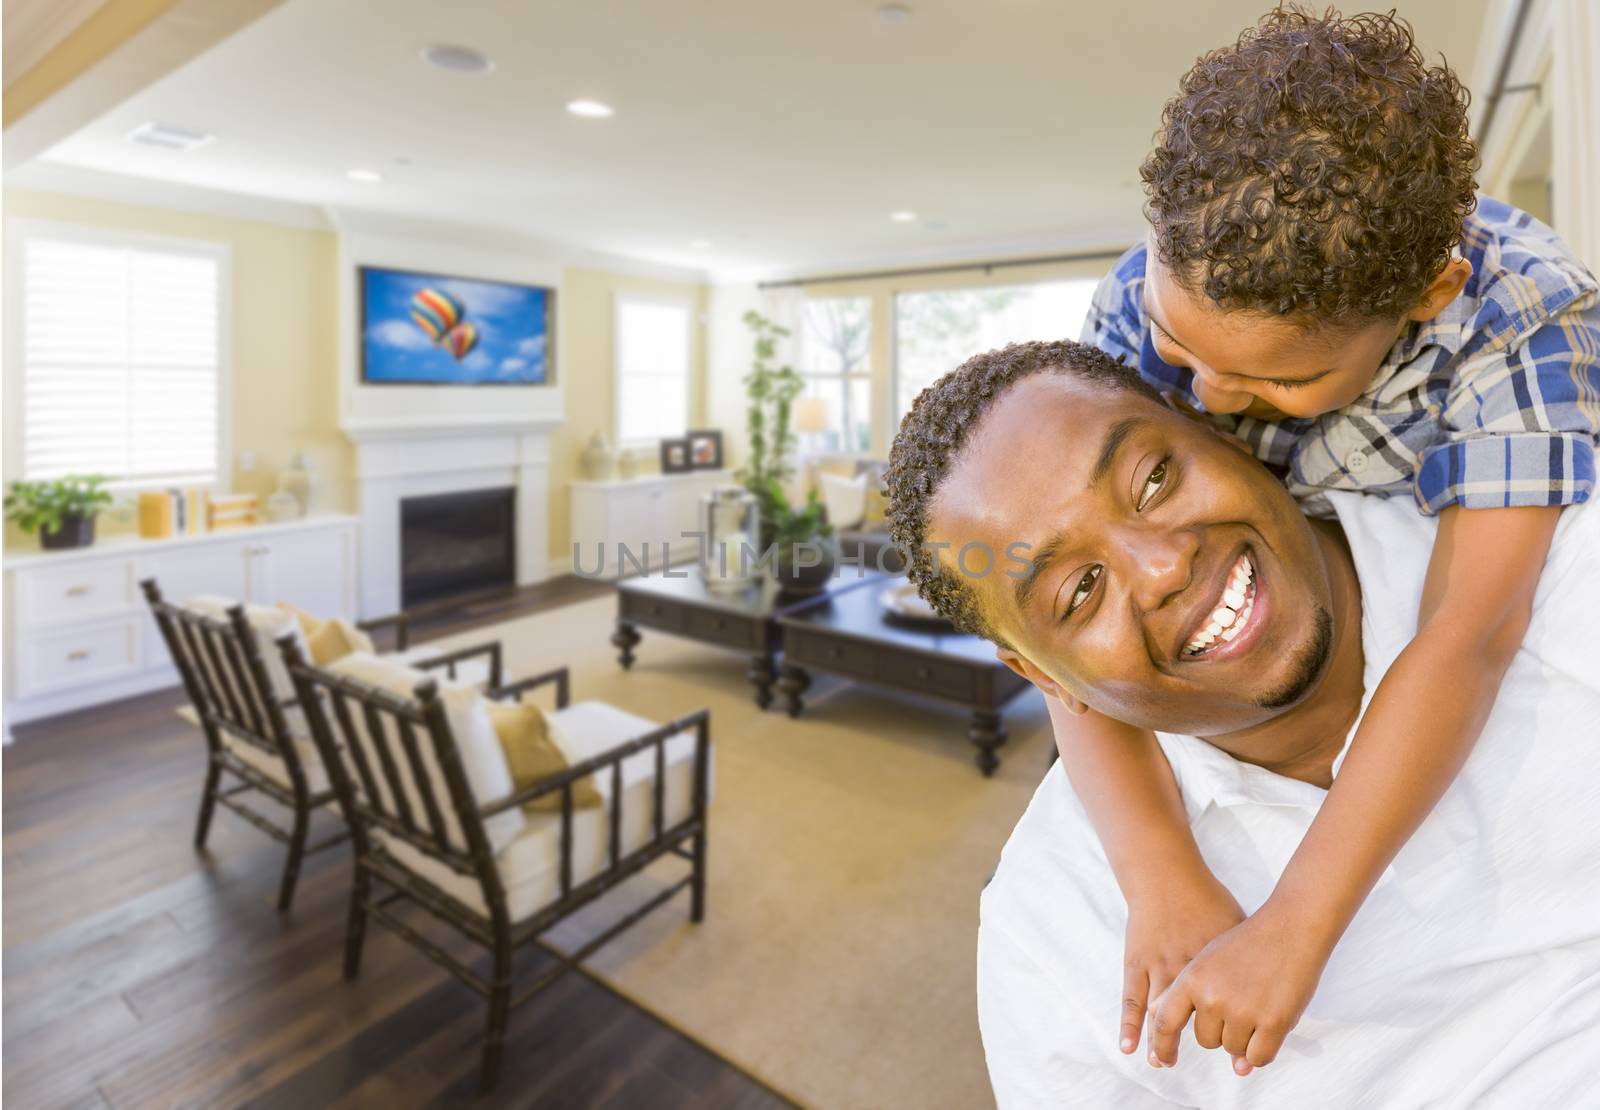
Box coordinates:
[883,339,1600,1107]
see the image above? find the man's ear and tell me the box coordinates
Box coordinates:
[1407,258,1472,322]
[995,647,1087,712]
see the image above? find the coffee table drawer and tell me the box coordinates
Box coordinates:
[685,608,756,648]
[878,654,977,701]
[785,630,878,677]
[620,593,684,632]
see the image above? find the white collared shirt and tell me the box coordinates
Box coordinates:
[978,493,1600,1109]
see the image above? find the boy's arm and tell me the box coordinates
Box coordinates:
[1149,504,1561,1072]
[1045,698,1242,1057]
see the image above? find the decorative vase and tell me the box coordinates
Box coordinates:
[40,511,95,550]
[280,448,317,514]
[772,538,836,595]
[616,449,639,480]
[581,431,617,481]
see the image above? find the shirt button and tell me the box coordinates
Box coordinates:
[1345,449,1369,474]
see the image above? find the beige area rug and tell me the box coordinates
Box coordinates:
[428,594,1054,1110]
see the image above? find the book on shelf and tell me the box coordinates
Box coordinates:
[207,492,259,531]
[138,488,213,539]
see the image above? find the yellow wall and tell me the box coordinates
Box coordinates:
[550,268,709,560]
[2,189,718,564]
[3,187,344,547]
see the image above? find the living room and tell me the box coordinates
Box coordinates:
[4,1,1596,1107]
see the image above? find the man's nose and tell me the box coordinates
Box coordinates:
[1111,525,1199,612]
[1191,370,1254,415]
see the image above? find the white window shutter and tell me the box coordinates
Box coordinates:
[614,295,691,444]
[21,234,223,486]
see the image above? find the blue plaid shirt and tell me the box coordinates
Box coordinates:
[1081,197,1600,516]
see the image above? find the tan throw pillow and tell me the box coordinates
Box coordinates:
[487,699,603,813]
[277,603,374,666]
[860,485,889,529]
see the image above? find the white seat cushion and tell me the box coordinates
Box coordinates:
[325,652,525,854]
[377,700,711,922]
[818,471,869,530]
[176,701,330,795]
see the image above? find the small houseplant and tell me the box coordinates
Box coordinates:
[734,310,835,592]
[5,475,114,550]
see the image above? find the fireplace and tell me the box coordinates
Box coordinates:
[400,487,516,608]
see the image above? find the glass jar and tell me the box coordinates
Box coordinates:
[700,485,760,591]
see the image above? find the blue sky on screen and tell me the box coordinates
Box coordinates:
[362,267,550,384]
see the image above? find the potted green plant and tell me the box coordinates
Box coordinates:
[734,310,836,592]
[4,475,115,550]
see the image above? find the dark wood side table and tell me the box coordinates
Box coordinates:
[613,569,878,708]
[775,581,1032,776]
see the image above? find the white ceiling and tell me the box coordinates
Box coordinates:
[22,0,1492,280]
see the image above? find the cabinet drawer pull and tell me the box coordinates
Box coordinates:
[65,585,91,597]
[67,649,92,662]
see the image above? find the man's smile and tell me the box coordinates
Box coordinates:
[1180,549,1263,660]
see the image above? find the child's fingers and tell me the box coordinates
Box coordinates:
[1149,983,1195,1067]
[1119,965,1149,1054]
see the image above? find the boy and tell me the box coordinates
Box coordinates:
[1064,7,1600,1077]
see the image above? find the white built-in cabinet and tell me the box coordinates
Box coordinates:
[569,470,730,578]
[3,514,357,727]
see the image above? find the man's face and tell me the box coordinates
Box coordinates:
[928,374,1336,735]
[1144,241,1404,421]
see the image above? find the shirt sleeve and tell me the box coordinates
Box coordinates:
[1413,292,1600,515]
[1079,244,1148,367]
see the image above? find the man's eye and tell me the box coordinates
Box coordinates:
[1065,566,1102,617]
[1136,460,1168,511]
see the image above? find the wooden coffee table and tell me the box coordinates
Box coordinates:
[612,568,877,709]
[775,578,1032,776]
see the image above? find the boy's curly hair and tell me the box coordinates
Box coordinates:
[1143,5,1478,324]
[885,340,1158,649]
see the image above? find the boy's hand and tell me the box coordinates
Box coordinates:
[1120,874,1244,1058]
[1147,902,1328,1075]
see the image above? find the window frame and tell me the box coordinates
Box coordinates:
[3,217,233,492]
[796,294,873,457]
[611,289,693,449]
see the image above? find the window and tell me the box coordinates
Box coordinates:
[894,280,1099,419]
[797,295,872,454]
[614,293,691,444]
[10,223,228,487]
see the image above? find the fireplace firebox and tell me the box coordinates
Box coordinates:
[399,487,516,608]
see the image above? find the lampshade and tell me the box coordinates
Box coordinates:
[793,397,831,434]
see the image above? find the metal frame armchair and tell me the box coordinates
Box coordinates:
[281,640,711,1093]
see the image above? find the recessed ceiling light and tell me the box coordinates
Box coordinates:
[125,121,214,152]
[890,210,917,222]
[420,44,494,74]
[566,99,615,119]
[347,168,382,183]
[689,239,712,250]
[878,3,913,23]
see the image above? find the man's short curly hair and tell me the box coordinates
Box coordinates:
[1143,5,1478,324]
[885,340,1158,649]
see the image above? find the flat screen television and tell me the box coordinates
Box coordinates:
[359,265,554,386]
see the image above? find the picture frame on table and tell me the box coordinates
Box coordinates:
[660,437,692,474]
[687,429,723,469]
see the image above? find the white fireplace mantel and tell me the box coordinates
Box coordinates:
[345,419,559,618]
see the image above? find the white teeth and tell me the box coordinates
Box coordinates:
[1183,553,1258,656]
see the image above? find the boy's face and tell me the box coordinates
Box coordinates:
[1143,241,1408,421]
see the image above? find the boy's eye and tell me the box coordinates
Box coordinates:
[1064,566,1102,617]
[1136,460,1168,511]
[1267,377,1311,391]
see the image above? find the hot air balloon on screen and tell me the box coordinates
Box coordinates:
[409,288,463,342]
[444,322,479,360]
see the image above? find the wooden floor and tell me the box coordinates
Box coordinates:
[2,578,798,1109]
